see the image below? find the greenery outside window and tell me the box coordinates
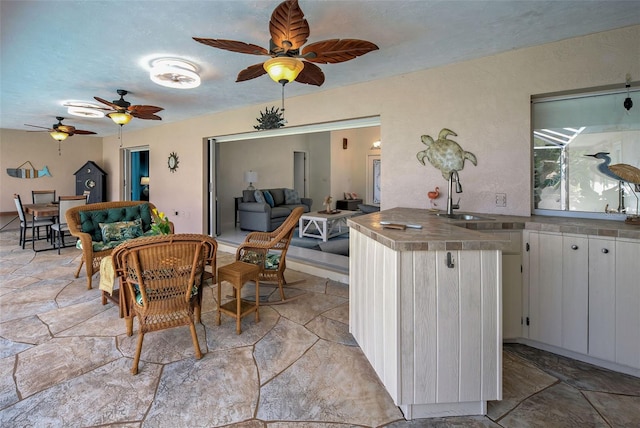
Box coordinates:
[532,85,640,219]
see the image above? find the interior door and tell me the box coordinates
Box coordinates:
[293,151,307,197]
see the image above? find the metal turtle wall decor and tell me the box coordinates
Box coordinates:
[417,128,477,179]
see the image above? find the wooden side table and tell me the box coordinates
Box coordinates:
[217,261,260,334]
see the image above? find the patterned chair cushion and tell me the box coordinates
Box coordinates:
[99,219,144,244]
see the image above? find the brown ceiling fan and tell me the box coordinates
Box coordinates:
[25,116,96,137]
[193,0,378,86]
[94,89,164,123]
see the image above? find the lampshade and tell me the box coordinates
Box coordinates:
[263,57,304,84]
[140,176,150,185]
[150,58,201,89]
[244,170,258,183]
[50,131,69,141]
[244,170,258,190]
[107,112,133,125]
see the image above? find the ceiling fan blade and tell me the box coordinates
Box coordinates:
[193,38,269,56]
[72,129,97,135]
[302,39,379,64]
[236,63,268,82]
[269,0,309,52]
[128,105,164,115]
[94,96,122,111]
[24,124,52,131]
[295,62,324,86]
[130,112,162,121]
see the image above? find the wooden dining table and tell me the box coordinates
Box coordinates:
[23,203,58,252]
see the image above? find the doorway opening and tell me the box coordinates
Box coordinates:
[123,147,149,201]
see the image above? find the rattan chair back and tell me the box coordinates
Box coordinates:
[113,234,217,374]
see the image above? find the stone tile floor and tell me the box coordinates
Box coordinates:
[0,229,639,427]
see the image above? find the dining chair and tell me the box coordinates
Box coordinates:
[113,234,215,374]
[31,190,57,239]
[236,206,304,303]
[51,196,87,254]
[13,194,54,249]
[32,190,56,204]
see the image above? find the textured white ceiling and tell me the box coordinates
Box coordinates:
[1,0,639,137]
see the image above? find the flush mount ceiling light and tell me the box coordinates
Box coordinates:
[150,58,201,89]
[64,101,106,118]
[67,106,105,118]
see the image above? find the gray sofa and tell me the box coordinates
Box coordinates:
[238,188,312,232]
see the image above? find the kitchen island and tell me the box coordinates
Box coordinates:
[347,207,507,419]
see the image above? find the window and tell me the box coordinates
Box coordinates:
[532,86,640,218]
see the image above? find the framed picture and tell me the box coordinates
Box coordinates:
[366,154,381,205]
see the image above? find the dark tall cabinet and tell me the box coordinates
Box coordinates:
[74,161,107,204]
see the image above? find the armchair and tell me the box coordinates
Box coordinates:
[236,207,304,303]
[112,234,216,374]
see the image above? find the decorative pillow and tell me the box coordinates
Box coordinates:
[99,219,143,244]
[254,190,266,203]
[344,192,352,200]
[284,188,301,204]
[350,192,358,199]
[263,190,275,207]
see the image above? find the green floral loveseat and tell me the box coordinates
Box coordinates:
[66,201,172,289]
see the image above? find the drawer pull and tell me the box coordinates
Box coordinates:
[602,248,609,254]
[571,245,578,250]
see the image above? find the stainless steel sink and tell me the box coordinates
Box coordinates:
[434,213,493,221]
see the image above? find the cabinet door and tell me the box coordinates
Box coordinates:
[562,234,588,354]
[615,239,640,369]
[491,231,522,340]
[529,232,563,347]
[588,236,616,361]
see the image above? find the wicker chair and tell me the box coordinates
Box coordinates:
[112,234,216,374]
[65,201,171,289]
[113,233,217,333]
[236,206,304,303]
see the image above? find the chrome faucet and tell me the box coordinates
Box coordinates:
[446,170,462,216]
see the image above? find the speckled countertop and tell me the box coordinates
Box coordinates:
[346,207,640,252]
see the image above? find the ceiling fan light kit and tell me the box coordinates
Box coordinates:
[107,112,133,126]
[49,130,68,141]
[193,0,378,88]
[263,57,304,84]
[150,58,201,89]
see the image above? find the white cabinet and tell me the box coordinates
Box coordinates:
[349,229,501,419]
[615,238,640,369]
[525,231,564,347]
[588,236,616,361]
[490,231,522,340]
[523,231,640,372]
[561,234,588,354]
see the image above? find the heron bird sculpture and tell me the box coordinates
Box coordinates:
[585,152,640,213]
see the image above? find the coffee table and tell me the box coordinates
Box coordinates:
[299,210,356,242]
